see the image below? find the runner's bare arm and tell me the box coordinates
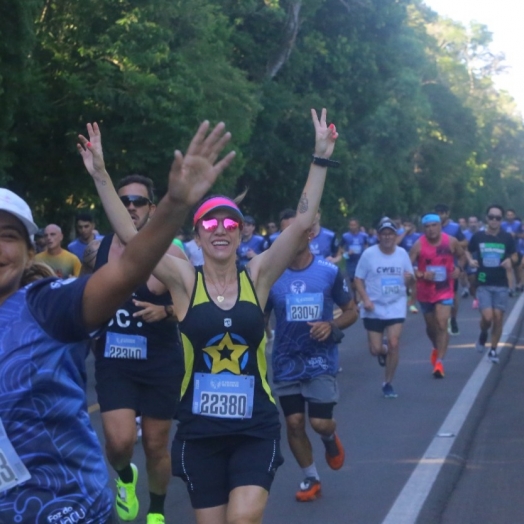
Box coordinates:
[77,120,235,329]
[248,108,338,306]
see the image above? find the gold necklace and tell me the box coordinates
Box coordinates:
[205,270,235,303]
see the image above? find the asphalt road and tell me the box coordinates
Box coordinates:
[86,293,524,524]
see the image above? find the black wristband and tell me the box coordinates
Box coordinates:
[312,155,340,168]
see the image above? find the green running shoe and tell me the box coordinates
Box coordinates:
[115,463,139,521]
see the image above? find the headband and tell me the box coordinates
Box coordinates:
[193,196,244,226]
[421,213,441,225]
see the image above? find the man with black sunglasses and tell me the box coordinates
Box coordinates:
[467,204,517,363]
[82,174,187,523]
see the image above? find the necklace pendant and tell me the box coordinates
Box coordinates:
[217,295,225,303]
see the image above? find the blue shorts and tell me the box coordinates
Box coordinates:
[419,299,453,315]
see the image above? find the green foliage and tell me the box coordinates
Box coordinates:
[1,0,524,235]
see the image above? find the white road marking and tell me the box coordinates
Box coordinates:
[382,293,524,524]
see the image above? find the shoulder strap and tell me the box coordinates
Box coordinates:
[93,233,114,272]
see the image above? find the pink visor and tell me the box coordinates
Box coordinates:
[193,196,244,226]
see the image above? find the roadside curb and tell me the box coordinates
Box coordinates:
[416,296,524,523]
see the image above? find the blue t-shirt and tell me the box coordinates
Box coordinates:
[237,234,267,268]
[442,221,465,241]
[67,234,104,261]
[268,232,280,247]
[367,234,378,247]
[501,220,522,235]
[399,232,421,251]
[309,227,339,258]
[340,231,368,271]
[266,256,352,382]
[0,277,112,523]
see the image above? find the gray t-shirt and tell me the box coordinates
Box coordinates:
[355,245,414,319]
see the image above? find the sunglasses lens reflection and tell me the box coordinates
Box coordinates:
[201,218,219,232]
[201,218,240,232]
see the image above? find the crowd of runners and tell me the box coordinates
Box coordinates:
[0,109,521,524]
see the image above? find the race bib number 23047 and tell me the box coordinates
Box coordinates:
[0,417,31,494]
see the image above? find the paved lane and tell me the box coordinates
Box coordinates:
[86,295,523,523]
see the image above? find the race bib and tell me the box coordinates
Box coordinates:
[427,265,447,282]
[350,244,362,255]
[381,276,402,296]
[192,373,254,419]
[482,253,501,268]
[0,418,31,494]
[286,293,324,322]
[104,332,148,360]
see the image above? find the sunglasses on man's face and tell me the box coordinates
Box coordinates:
[487,214,502,221]
[119,195,152,208]
[200,217,241,232]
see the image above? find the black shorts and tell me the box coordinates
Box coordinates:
[95,364,182,420]
[171,435,284,509]
[363,317,404,333]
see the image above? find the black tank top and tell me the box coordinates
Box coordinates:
[176,266,280,440]
[94,233,183,375]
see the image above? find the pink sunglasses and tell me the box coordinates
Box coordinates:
[200,217,241,232]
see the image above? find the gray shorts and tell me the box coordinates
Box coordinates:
[272,374,339,404]
[476,285,509,312]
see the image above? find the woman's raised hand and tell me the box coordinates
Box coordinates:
[311,108,338,159]
[166,120,236,207]
[77,123,106,179]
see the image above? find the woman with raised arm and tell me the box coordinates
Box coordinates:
[80,109,338,524]
[0,122,234,523]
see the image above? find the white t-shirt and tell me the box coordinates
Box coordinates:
[354,245,414,319]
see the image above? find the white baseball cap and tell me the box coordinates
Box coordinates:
[0,188,39,236]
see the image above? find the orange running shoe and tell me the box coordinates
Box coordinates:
[324,433,345,470]
[296,477,321,502]
[430,348,438,367]
[433,360,445,378]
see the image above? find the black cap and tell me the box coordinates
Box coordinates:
[377,217,397,233]
[243,215,255,225]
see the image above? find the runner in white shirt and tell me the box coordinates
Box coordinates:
[354,218,415,398]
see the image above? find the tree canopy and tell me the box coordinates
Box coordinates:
[1,0,523,234]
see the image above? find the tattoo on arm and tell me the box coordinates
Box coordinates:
[298,192,308,214]
[83,242,100,271]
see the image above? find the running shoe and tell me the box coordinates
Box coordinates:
[409,304,419,314]
[488,349,499,364]
[147,515,165,524]
[296,477,321,502]
[461,289,469,298]
[472,299,479,309]
[476,331,488,353]
[324,433,345,470]
[430,348,438,367]
[509,290,515,298]
[382,383,398,398]
[115,464,139,521]
[448,317,460,335]
[433,361,445,378]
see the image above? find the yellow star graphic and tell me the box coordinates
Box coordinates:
[202,333,249,374]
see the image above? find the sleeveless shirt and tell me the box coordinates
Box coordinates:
[176,267,280,440]
[416,233,455,303]
[93,233,183,375]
